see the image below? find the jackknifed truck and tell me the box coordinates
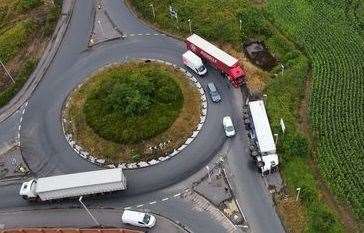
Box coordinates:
[185,34,246,87]
[19,168,127,201]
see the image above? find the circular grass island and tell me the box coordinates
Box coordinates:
[64,62,201,164]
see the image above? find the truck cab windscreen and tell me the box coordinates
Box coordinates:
[197,65,206,72]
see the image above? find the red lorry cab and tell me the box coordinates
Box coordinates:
[185,34,246,87]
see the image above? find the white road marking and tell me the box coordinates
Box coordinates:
[154,33,159,36]
[173,193,181,197]
[17,133,20,139]
[124,206,131,210]
[145,33,151,36]
[22,109,25,115]
[149,201,157,205]
[129,34,135,36]
[161,198,169,201]
[18,125,21,131]
[24,101,28,108]
[136,204,144,208]
[137,33,143,36]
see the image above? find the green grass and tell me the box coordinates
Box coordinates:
[83,63,183,144]
[0,58,37,108]
[0,20,34,63]
[267,0,364,221]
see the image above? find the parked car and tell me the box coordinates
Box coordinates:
[207,82,221,103]
[122,210,156,228]
[223,116,236,137]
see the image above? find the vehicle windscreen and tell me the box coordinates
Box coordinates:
[143,214,151,224]
[226,126,234,132]
[197,65,205,72]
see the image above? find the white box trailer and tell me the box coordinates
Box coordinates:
[248,100,279,173]
[19,168,126,201]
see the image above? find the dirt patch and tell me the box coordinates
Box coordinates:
[243,40,278,71]
[221,44,271,94]
[64,61,201,164]
[275,193,308,233]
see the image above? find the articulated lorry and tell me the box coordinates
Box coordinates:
[246,100,279,174]
[185,34,246,87]
[20,168,127,201]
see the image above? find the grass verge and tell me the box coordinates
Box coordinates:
[64,62,201,163]
[0,0,61,107]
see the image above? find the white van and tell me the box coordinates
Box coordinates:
[182,50,207,76]
[122,210,156,228]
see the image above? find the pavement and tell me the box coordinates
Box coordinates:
[0,0,286,232]
[0,208,187,233]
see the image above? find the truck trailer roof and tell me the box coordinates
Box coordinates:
[248,100,276,154]
[36,168,124,193]
[186,34,238,67]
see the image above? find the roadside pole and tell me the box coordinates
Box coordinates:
[149,3,155,20]
[79,196,101,227]
[0,60,15,84]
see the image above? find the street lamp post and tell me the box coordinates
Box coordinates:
[149,3,155,19]
[79,196,101,227]
[274,133,279,145]
[188,19,192,33]
[0,60,15,84]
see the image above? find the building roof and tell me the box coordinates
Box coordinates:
[248,100,276,154]
[36,168,124,193]
[186,34,238,67]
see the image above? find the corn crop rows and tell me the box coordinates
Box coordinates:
[268,0,364,219]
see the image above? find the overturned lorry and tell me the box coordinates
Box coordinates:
[243,100,279,174]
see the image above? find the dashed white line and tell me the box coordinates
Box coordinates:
[18,125,21,131]
[154,33,159,36]
[22,109,25,115]
[124,206,131,210]
[129,34,135,36]
[173,193,181,197]
[137,33,143,36]
[136,204,144,208]
[145,33,151,36]
[161,197,169,201]
[19,117,23,123]
[17,133,20,139]
[24,101,28,108]
[149,201,157,205]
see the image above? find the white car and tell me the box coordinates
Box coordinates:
[122,210,156,228]
[223,116,236,137]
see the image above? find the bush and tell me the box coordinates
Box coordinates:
[43,5,61,36]
[309,205,342,233]
[83,63,183,144]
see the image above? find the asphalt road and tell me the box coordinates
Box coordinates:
[0,0,285,232]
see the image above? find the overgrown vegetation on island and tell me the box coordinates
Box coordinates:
[0,0,61,107]
[130,0,363,232]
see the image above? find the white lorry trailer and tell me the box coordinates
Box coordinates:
[182,50,207,76]
[247,100,279,174]
[19,168,127,201]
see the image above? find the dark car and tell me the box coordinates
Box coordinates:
[207,82,221,103]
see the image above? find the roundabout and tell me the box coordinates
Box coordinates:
[63,60,206,168]
[0,1,285,232]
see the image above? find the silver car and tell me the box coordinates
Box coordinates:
[207,82,221,103]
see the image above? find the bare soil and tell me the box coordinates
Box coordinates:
[64,62,201,164]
